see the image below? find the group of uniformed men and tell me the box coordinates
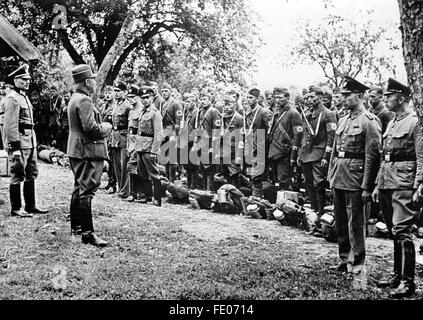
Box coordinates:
[1,62,422,298]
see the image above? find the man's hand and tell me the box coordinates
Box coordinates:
[149,153,157,162]
[372,187,380,203]
[235,156,242,165]
[362,190,372,203]
[169,135,177,143]
[413,184,423,207]
[320,158,328,168]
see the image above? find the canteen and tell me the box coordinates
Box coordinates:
[273,209,284,220]
[0,149,9,177]
[217,189,227,203]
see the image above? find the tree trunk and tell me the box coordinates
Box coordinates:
[397,0,423,127]
[94,10,136,103]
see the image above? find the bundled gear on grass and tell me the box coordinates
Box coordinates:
[262,180,278,204]
[189,189,216,210]
[213,184,244,214]
[165,180,190,204]
[277,199,308,230]
[37,145,70,168]
[319,211,338,243]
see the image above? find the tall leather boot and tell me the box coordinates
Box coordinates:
[10,183,32,217]
[390,240,416,298]
[252,176,263,198]
[187,170,193,189]
[306,183,318,212]
[79,197,108,247]
[153,179,162,207]
[123,174,136,202]
[316,182,326,217]
[192,167,200,189]
[378,239,401,288]
[70,194,82,235]
[24,180,48,214]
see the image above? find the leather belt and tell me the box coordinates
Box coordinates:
[139,132,154,138]
[337,151,365,159]
[19,123,33,134]
[113,125,127,131]
[129,128,138,135]
[383,154,416,162]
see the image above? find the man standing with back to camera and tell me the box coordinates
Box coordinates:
[67,64,112,247]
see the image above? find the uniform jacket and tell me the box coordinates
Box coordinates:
[192,105,221,151]
[178,107,198,149]
[127,101,143,153]
[111,99,132,148]
[3,88,37,151]
[49,95,63,127]
[135,104,163,154]
[220,111,244,158]
[268,105,302,160]
[300,104,337,163]
[376,111,423,190]
[245,104,272,153]
[67,88,112,160]
[99,100,115,146]
[328,106,381,191]
[159,97,183,133]
[369,103,395,134]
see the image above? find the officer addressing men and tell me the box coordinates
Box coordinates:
[67,64,112,247]
[4,64,49,217]
[373,78,423,298]
[328,76,381,276]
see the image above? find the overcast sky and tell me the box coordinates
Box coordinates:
[249,0,405,90]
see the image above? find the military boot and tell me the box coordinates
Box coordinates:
[252,176,263,198]
[377,239,401,288]
[10,183,33,218]
[123,174,136,202]
[24,180,49,214]
[70,194,82,236]
[389,240,416,298]
[152,180,162,207]
[305,183,318,213]
[79,197,108,247]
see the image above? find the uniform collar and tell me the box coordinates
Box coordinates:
[13,87,27,96]
[395,110,411,122]
[276,104,289,114]
[75,85,90,96]
[349,105,365,119]
[248,104,260,115]
[369,102,385,115]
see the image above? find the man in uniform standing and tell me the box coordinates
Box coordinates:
[4,64,49,217]
[159,82,183,182]
[99,86,117,194]
[192,89,221,192]
[244,88,272,198]
[123,84,143,202]
[328,76,381,276]
[218,94,244,188]
[179,92,200,189]
[368,86,395,134]
[67,64,112,246]
[135,86,164,206]
[298,86,337,219]
[372,78,423,298]
[110,81,132,198]
[267,87,302,191]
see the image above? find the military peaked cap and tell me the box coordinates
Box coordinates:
[114,80,127,91]
[127,84,140,96]
[138,86,154,97]
[9,63,31,80]
[384,78,411,97]
[248,88,261,98]
[340,76,369,94]
[273,87,289,96]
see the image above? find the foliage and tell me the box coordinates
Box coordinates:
[287,12,401,88]
[0,0,262,88]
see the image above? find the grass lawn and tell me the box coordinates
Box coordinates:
[0,163,422,300]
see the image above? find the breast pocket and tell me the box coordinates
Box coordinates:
[345,127,364,149]
[391,130,409,151]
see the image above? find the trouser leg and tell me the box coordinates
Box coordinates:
[252,175,263,198]
[303,163,318,212]
[345,190,366,267]
[277,157,292,190]
[334,188,350,265]
[316,181,326,217]
[9,183,21,212]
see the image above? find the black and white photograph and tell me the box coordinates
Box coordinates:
[0,0,423,307]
